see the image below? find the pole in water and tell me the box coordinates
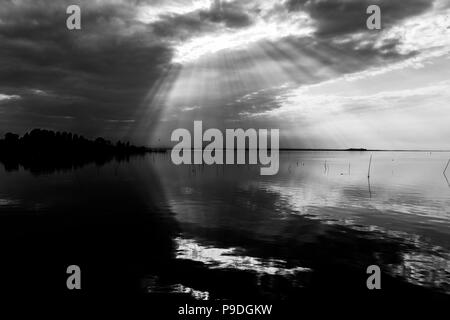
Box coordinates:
[368,154,373,178]
[444,159,450,175]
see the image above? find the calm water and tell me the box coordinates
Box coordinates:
[0,151,449,300]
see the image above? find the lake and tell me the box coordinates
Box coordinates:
[0,151,449,303]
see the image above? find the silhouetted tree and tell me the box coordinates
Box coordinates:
[0,129,164,174]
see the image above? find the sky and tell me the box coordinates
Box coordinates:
[0,0,450,149]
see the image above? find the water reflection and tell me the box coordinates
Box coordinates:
[390,252,449,290]
[0,157,179,296]
[175,237,312,275]
[0,151,449,301]
[151,151,450,297]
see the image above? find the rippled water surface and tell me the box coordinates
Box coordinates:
[1,151,449,299]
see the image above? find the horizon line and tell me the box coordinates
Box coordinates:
[148,147,450,152]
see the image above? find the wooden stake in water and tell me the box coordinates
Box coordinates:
[444,159,450,175]
[368,154,373,178]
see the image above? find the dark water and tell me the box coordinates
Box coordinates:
[0,151,449,305]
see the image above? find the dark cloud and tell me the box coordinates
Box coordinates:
[0,0,259,141]
[200,0,254,28]
[150,11,218,40]
[287,0,433,37]
[151,1,254,40]
[0,0,174,140]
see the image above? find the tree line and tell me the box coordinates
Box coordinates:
[0,129,161,174]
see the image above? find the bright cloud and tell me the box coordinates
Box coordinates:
[376,4,450,56]
[245,4,450,119]
[265,80,450,118]
[137,0,212,23]
[0,94,20,101]
[172,10,313,63]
